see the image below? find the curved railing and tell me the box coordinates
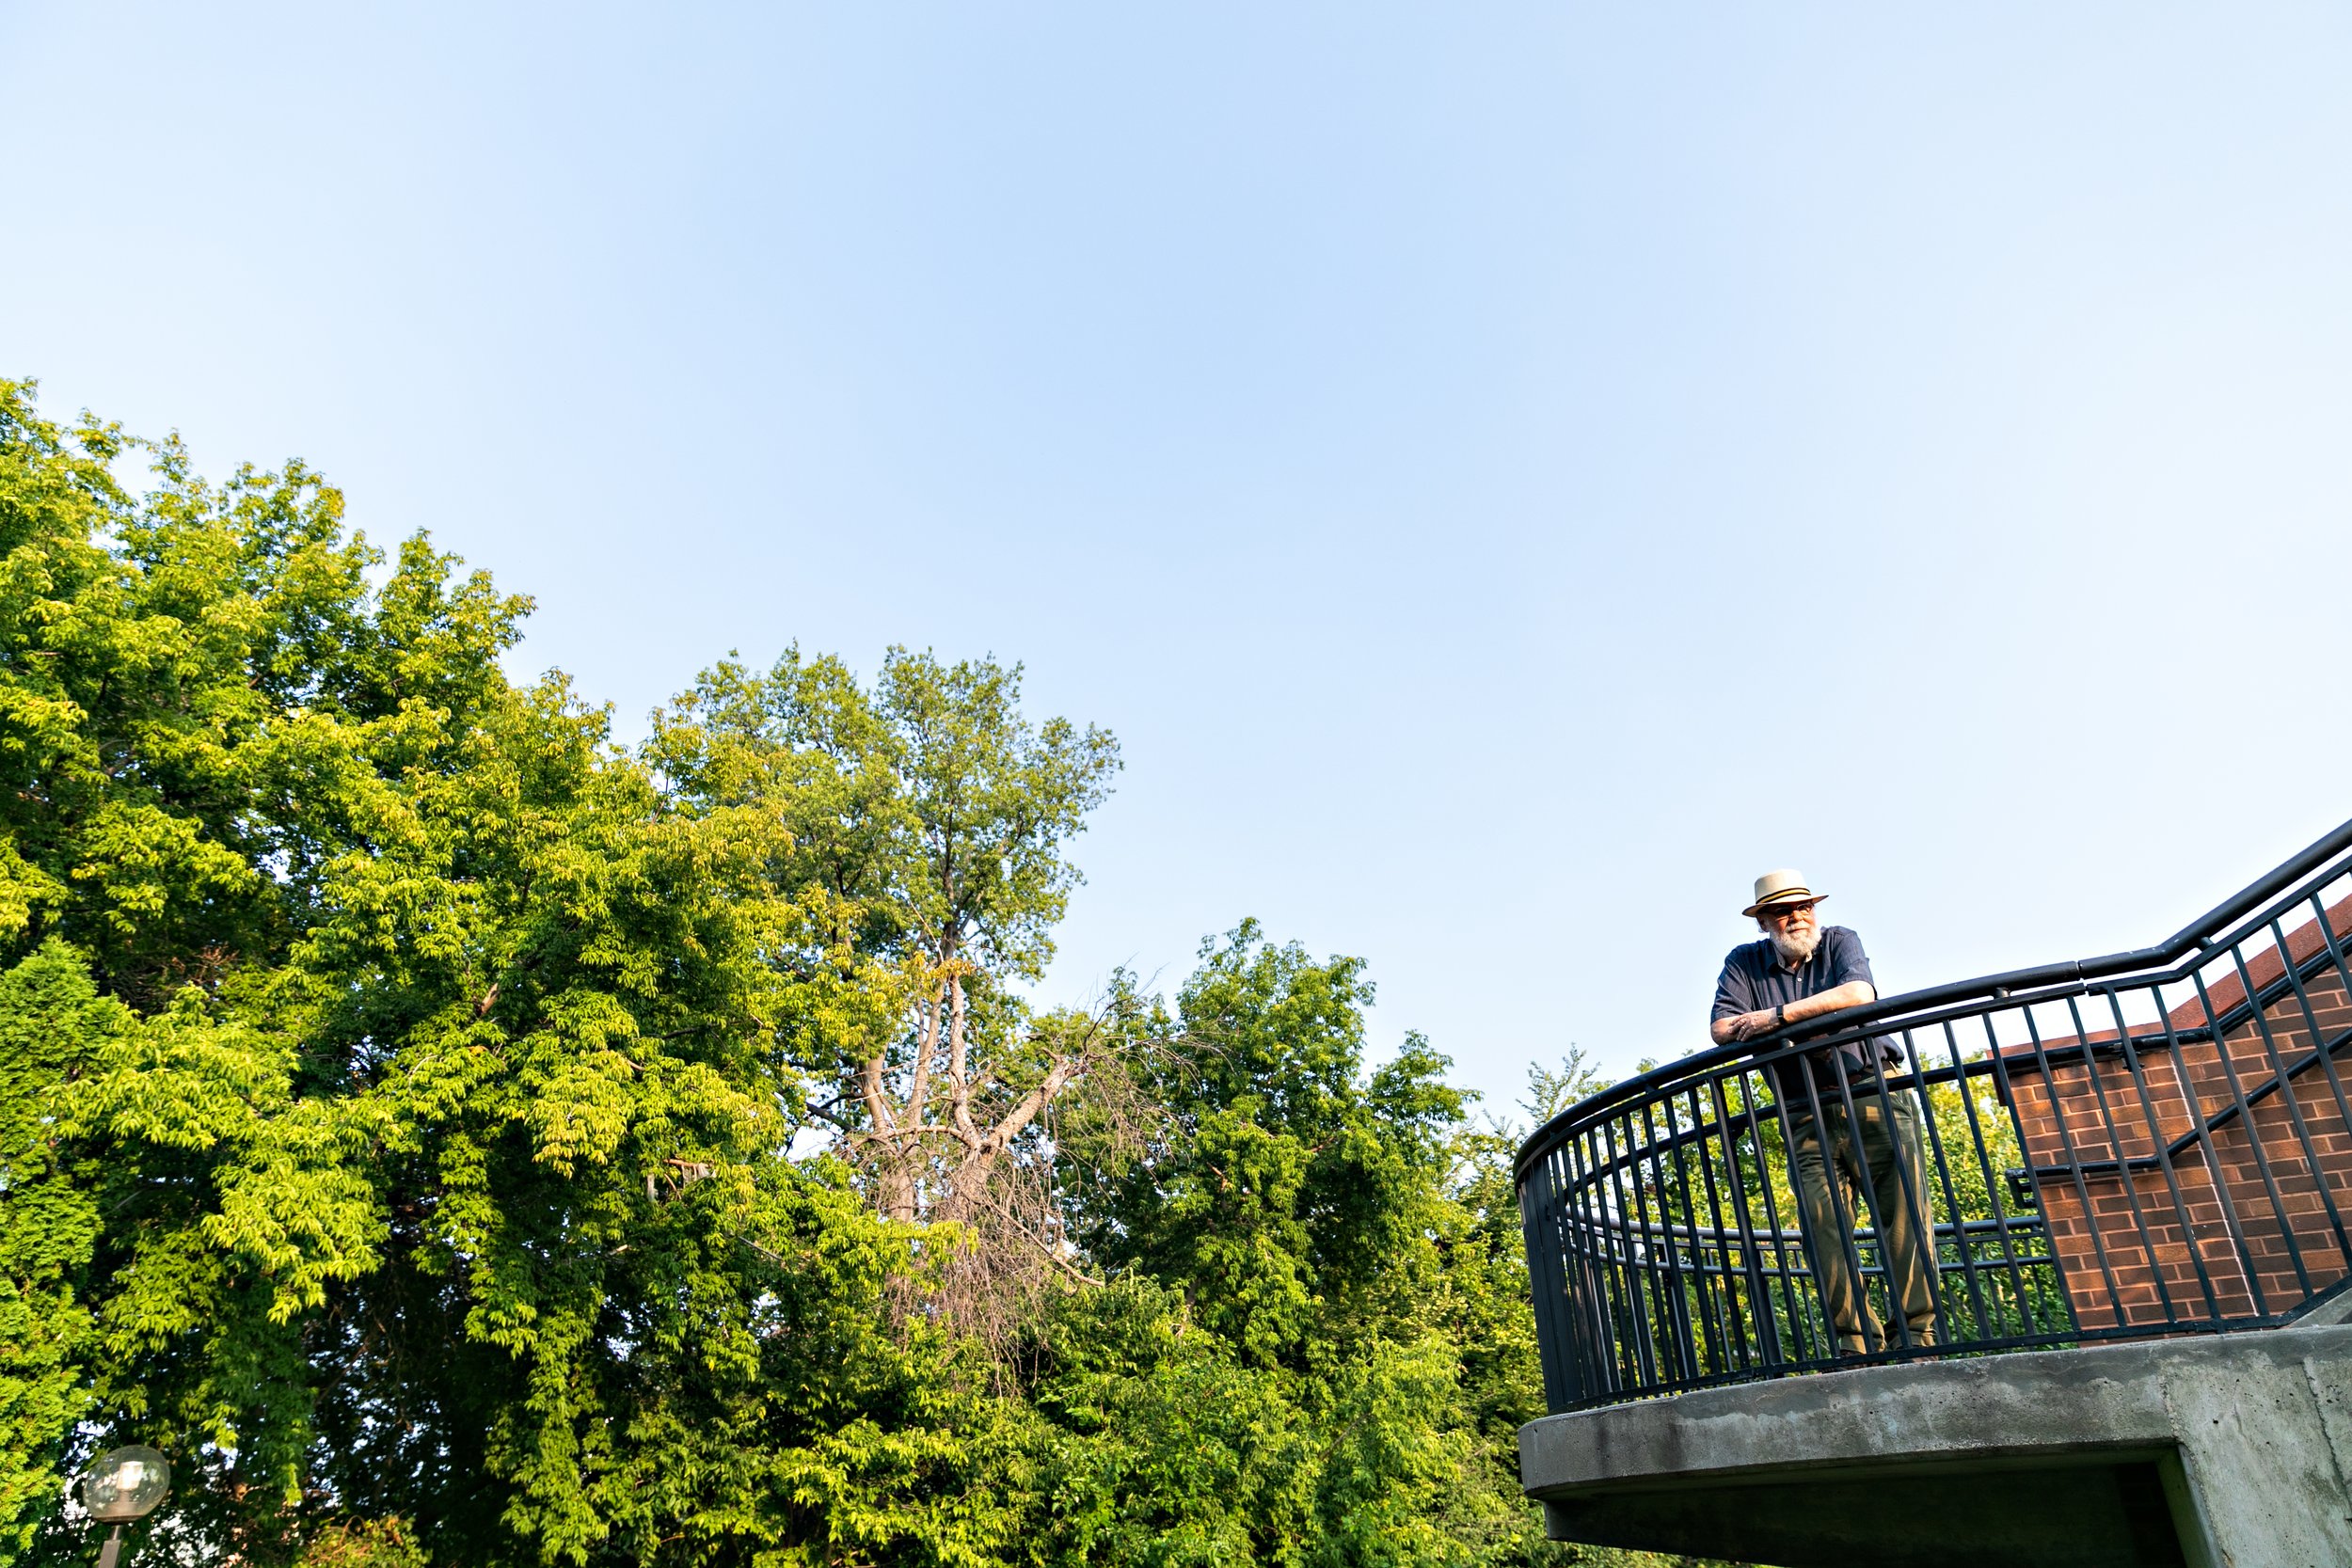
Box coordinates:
[1518,816,2352,1412]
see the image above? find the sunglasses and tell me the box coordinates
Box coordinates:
[1759,901,1820,923]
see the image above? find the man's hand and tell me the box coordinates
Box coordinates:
[1714,1008,1779,1043]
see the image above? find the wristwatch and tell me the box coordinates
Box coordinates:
[1773,1003,1786,1028]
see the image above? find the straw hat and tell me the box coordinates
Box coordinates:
[1742,869,1825,919]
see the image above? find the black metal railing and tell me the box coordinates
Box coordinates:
[1518,815,2352,1413]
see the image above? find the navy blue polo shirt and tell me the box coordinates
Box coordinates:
[1710,926,1901,1097]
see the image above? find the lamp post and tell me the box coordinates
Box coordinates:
[73,1447,170,1568]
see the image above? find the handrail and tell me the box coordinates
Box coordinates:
[1517,813,2352,1181]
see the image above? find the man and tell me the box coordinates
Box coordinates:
[1709,870,1939,1357]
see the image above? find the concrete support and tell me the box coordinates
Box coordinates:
[1519,1323,2352,1568]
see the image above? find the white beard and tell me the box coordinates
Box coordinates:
[1768,923,1822,967]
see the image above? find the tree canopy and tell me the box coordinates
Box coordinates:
[0,380,1731,1568]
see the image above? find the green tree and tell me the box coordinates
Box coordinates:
[650,648,1123,1246]
[1038,924,1531,1564]
[0,376,536,1557]
[0,383,1019,1566]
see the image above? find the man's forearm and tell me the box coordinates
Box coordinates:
[1712,980,1877,1044]
[1783,981,1875,1024]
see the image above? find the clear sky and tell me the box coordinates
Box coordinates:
[8,5,2352,1125]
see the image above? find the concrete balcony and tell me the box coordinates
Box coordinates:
[1520,1310,2352,1567]
[1516,818,2352,1567]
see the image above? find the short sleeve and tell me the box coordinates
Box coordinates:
[1711,949,1756,1022]
[1822,927,1877,993]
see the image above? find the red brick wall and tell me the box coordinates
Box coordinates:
[2003,900,2352,1331]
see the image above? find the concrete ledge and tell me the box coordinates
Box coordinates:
[1520,1324,2352,1568]
[1521,1334,2190,1488]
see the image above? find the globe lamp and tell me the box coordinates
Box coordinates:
[75,1447,169,1567]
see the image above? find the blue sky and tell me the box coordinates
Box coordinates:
[8,5,2352,1123]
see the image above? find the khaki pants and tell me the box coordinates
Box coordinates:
[1788,1093,1939,1355]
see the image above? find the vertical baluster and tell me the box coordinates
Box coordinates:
[1740,1054,1820,1367]
[1943,1019,2042,1342]
[1899,1025,1987,1342]
[1573,1119,1639,1397]
[2260,912,2352,1284]
[2222,936,2352,1276]
[2146,974,2271,1321]
[1706,1071,1778,1372]
[1631,1100,1702,1388]
[1610,1109,1669,1390]
[1805,1049,1883,1354]
[2013,1003,2133,1332]
[1518,1154,1576,1410]
[1683,1079,1748,1372]
[2058,991,2181,1326]
[2099,983,2224,1325]
[2186,959,2317,1306]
